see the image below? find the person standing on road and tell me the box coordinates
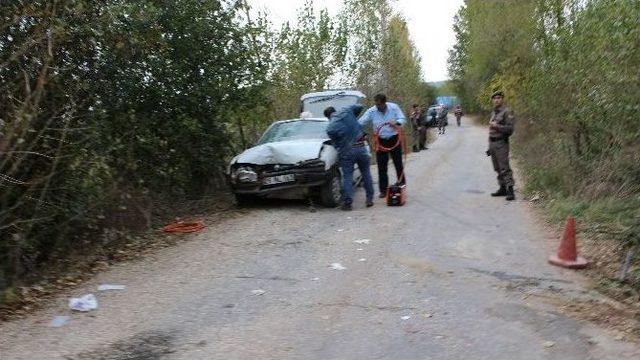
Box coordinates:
[487,91,516,201]
[454,104,463,127]
[358,93,406,198]
[325,105,375,211]
[410,104,427,152]
[436,105,448,135]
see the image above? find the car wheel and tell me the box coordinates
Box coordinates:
[319,167,342,207]
[234,193,257,206]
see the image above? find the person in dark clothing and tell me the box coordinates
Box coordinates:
[326,105,375,211]
[410,104,427,152]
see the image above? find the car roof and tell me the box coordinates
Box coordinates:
[300,89,366,101]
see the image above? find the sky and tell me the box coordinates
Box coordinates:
[249,0,465,82]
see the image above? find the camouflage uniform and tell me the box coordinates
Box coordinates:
[410,108,427,151]
[488,105,515,188]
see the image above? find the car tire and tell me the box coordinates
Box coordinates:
[234,193,257,206]
[319,167,342,207]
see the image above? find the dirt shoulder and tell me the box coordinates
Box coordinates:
[0,192,242,321]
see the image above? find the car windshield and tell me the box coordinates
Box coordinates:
[302,94,361,118]
[257,120,328,145]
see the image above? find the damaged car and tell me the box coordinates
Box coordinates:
[227,90,366,207]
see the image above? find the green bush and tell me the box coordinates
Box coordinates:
[448,0,640,247]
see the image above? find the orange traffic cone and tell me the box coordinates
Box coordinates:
[548,216,589,269]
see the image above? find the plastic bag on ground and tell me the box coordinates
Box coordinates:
[69,294,98,312]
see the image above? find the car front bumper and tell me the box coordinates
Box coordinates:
[229,160,330,195]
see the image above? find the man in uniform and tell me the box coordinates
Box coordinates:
[487,91,515,201]
[410,104,427,152]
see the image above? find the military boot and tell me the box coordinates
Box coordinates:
[491,186,507,197]
[506,186,515,201]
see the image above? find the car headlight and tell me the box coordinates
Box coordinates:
[233,166,258,183]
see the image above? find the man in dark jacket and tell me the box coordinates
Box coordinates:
[326,105,374,211]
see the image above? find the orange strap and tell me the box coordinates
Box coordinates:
[162,220,205,233]
[373,122,408,183]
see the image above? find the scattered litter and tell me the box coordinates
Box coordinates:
[354,239,371,245]
[422,313,433,318]
[329,263,346,271]
[435,335,444,340]
[69,294,98,312]
[543,341,555,348]
[49,315,70,328]
[311,277,320,281]
[337,229,345,232]
[347,217,352,220]
[358,258,367,262]
[529,193,542,202]
[251,289,266,296]
[401,316,411,320]
[97,284,126,291]
[356,248,364,251]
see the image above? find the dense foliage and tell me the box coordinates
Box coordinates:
[448,1,639,246]
[0,0,433,301]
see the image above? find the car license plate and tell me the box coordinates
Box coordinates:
[263,174,295,185]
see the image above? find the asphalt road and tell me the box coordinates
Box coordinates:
[1,118,639,359]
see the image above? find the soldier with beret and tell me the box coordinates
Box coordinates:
[487,91,516,201]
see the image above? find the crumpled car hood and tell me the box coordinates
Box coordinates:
[233,139,328,165]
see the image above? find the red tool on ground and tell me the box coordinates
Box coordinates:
[162,220,205,233]
[548,216,589,269]
[373,122,408,206]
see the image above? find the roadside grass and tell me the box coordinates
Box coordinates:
[517,157,640,304]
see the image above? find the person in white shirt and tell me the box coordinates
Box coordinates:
[358,93,407,198]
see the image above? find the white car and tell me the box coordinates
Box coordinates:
[227,90,367,206]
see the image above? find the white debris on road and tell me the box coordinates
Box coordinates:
[354,239,371,245]
[251,289,266,296]
[69,294,98,312]
[97,284,126,291]
[329,263,347,270]
[49,316,70,328]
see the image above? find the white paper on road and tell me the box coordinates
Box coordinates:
[69,294,98,312]
[49,315,70,328]
[354,239,371,245]
[329,263,346,270]
[401,316,411,320]
[358,258,367,262]
[251,289,266,296]
[97,284,126,291]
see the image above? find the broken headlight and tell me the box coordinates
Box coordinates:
[232,166,258,183]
